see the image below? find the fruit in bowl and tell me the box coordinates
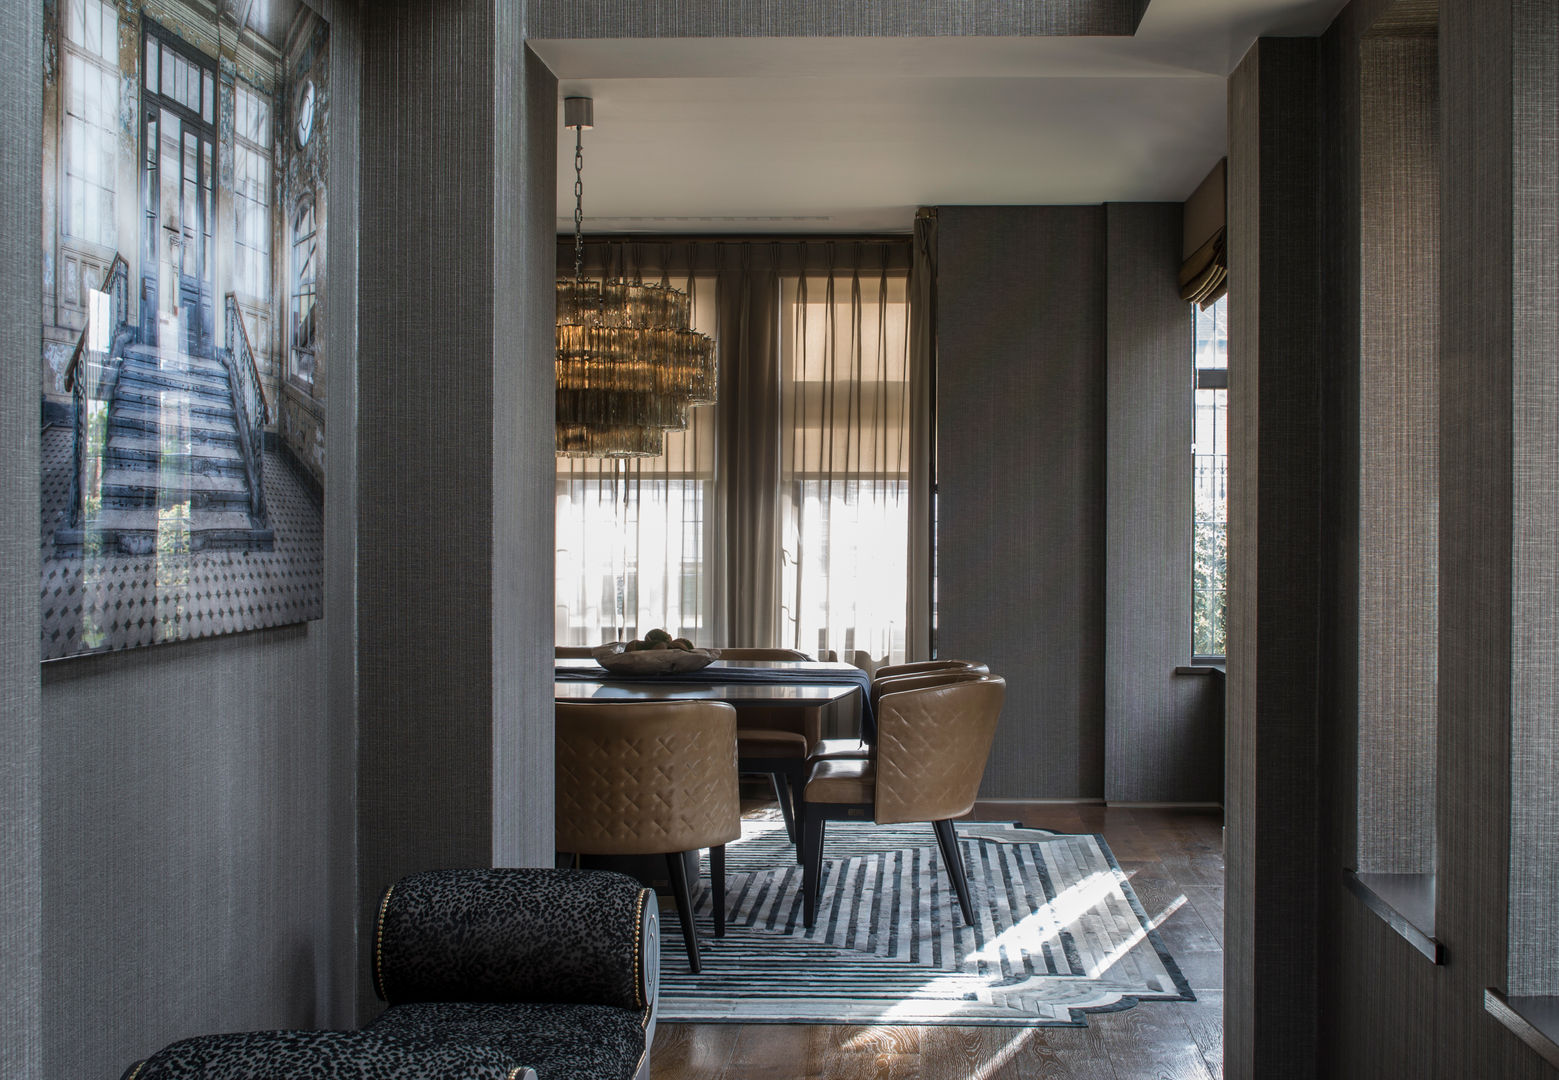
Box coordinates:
[593,631,719,674]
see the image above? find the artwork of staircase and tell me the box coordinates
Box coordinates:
[55,287,274,556]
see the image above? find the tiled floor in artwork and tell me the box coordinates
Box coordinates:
[39,425,323,660]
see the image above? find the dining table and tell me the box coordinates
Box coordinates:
[553,655,874,736]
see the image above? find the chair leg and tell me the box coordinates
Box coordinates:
[665,851,701,973]
[770,771,798,843]
[802,814,827,930]
[710,844,726,937]
[787,763,807,864]
[932,818,975,925]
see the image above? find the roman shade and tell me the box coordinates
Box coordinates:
[1180,158,1228,308]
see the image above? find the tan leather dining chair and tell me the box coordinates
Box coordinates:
[556,699,740,973]
[799,674,1006,929]
[808,666,991,764]
[555,645,597,658]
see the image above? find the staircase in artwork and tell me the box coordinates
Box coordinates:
[56,339,274,555]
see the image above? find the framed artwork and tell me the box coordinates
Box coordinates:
[40,0,328,660]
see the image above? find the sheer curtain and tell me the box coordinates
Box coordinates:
[554,240,914,662]
[554,247,718,646]
[779,248,911,665]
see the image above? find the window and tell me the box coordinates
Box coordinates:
[554,276,717,644]
[290,196,317,386]
[61,0,119,250]
[232,83,272,308]
[1192,294,1228,659]
[780,268,911,665]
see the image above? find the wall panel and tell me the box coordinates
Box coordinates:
[0,3,44,1077]
[1224,37,1324,1080]
[1103,201,1221,804]
[357,0,557,1018]
[936,205,1107,800]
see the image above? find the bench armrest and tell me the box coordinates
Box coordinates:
[374,868,657,1015]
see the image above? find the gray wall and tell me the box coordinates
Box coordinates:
[20,3,363,1076]
[356,0,557,1018]
[1103,202,1222,804]
[1355,31,1439,875]
[1,2,43,1077]
[1225,36,1323,1080]
[937,203,1220,803]
[937,206,1107,800]
[1233,0,1559,1075]
[1318,0,1559,1072]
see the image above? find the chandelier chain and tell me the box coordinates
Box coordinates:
[573,126,585,283]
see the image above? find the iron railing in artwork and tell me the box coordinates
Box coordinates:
[63,254,130,530]
[222,293,269,522]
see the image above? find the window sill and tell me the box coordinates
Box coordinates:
[1175,663,1225,676]
[1485,991,1559,1069]
[1344,870,1440,963]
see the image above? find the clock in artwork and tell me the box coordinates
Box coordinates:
[295,78,316,148]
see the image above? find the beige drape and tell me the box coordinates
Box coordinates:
[553,239,914,661]
[712,250,782,647]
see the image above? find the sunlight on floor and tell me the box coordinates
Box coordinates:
[962,869,1119,966]
[1084,889,1187,979]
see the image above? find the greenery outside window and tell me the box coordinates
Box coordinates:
[1192,295,1228,659]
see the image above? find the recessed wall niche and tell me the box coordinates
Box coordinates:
[1353,4,1440,907]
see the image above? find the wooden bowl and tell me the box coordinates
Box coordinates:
[592,642,720,675]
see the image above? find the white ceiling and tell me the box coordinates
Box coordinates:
[531,0,1350,234]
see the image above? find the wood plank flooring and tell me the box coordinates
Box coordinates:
[650,803,1225,1080]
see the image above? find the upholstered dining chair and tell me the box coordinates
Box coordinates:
[715,647,817,848]
[799,674,1006,929]
[555,645,597,658]
[808,665,991,765]
[555,699,740,973]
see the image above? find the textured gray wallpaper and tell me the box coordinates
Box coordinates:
[936,206,1107,800]
[35,4,362,1074]
[357,0,556,1018]
[1225,38,1324,1080]
[1102,202,1221,804]
[1355,35,1439,875]
[527,0,1145,39]
[489,41,559,869]
[1314,0,1559,1076]
[1,3,43,1077]
[1506,0,1558,1001]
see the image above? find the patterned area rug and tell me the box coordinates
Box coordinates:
[659,819,1194,1026]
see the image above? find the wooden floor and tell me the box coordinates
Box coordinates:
[650,803,1225,1080]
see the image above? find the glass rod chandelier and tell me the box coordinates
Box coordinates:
[556,97,716,457]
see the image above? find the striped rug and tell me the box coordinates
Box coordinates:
[659,819,1194,1026]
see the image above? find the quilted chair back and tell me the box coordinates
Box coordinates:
[868,666,989,713]
[872,675,1006,826]
[556,700,741,856]
[872,659,989,682]
[372,867,655,1012]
